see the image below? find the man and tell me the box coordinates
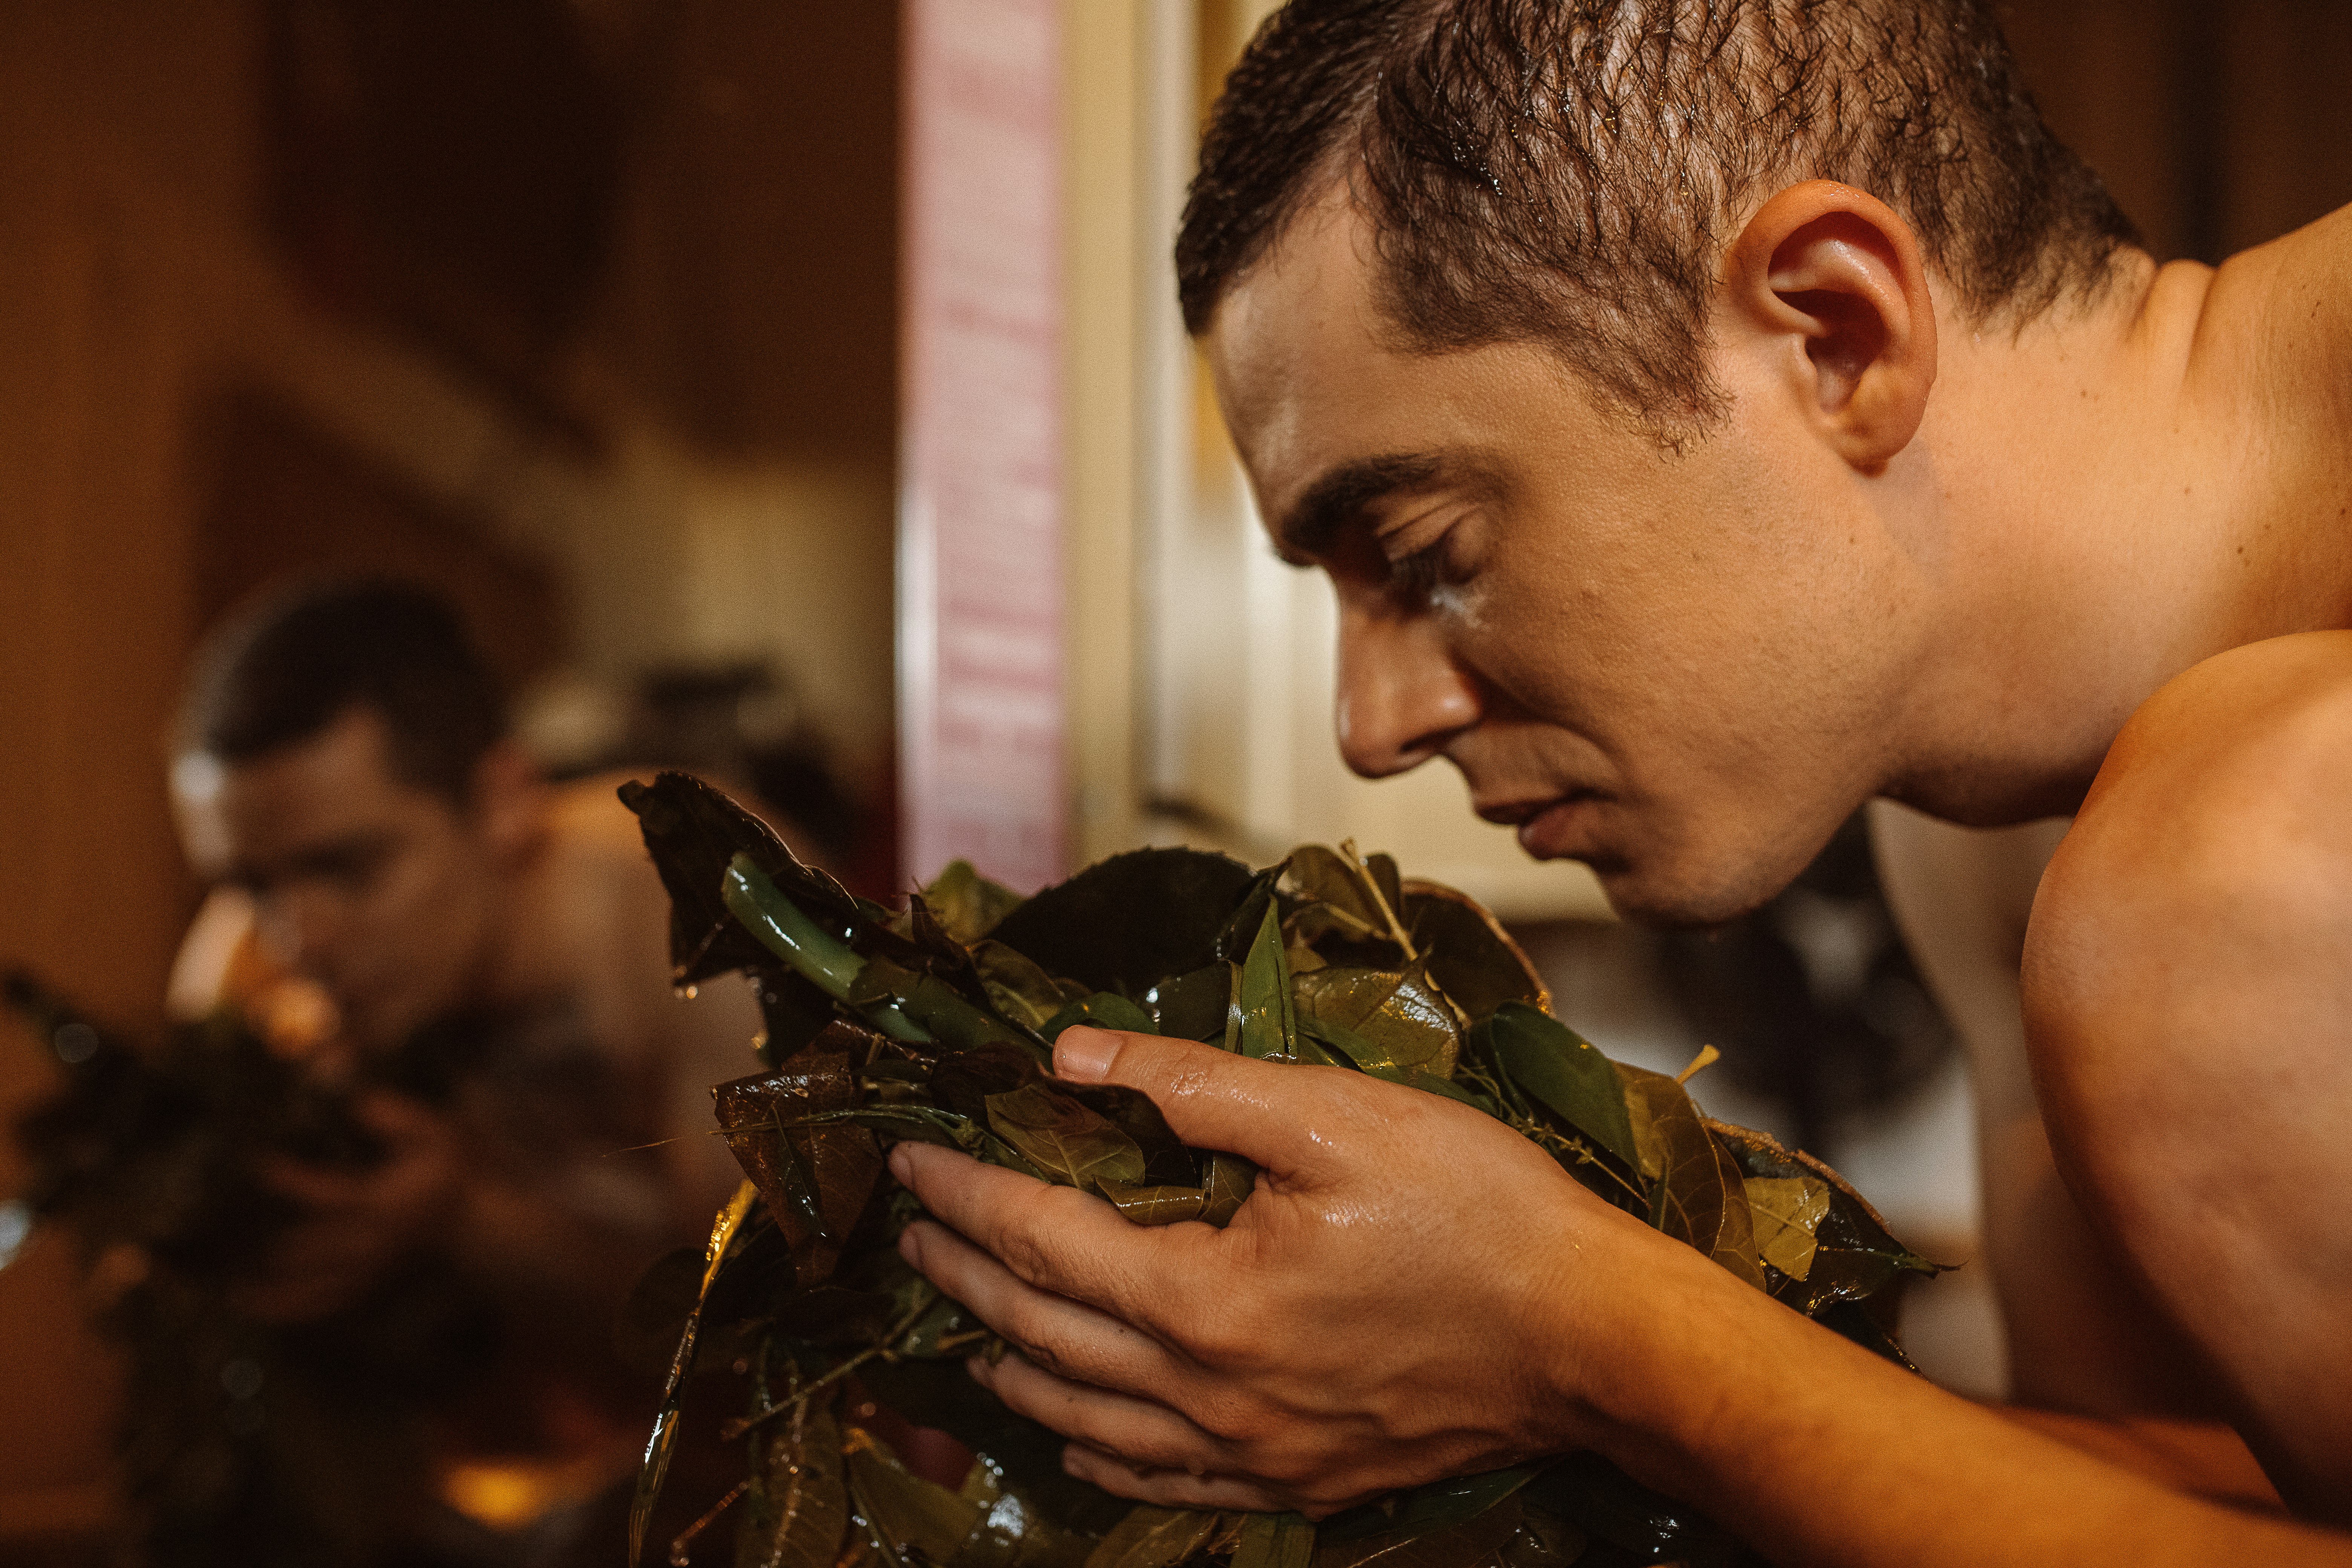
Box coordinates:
[880,2,2352,1561]
[165,579,766,1554]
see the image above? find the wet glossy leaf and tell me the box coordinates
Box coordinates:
[987,848,1257,995]
[985,1084,1148,1193]
[1040,993,1157,1043]
[1520,1453,1737,1563]
[622,772,884,985]
[957,1462,1093,1568]
[1096,1181,1207,1226]
[1315,1499,1524,1568]
[930,1042,1043,1122]
[1707,1121,1939,1317]
[1320,1467,1536,1545]
[1142,966,1234,1042]
[804,1104,1050,1183]
[1285,844,1413,954]
[1291,965,1458,1076]
[1229,904,1298,1062]
[1199,1152,1256,1227]
[737,1396,849,1568]
[975,942,1089,1033]
[1400,882,1550,1021]
[923,861,1026,946]
[845,1427,985,1568]
[1231,1512,1315,1568]
[714,1036,886,1285]
[1618,1066,1765,1289]
[633,1179,758,1567]
[1476,1004,1637,1173]
[1743,1176,1831,1282]
[851,957,1043,1060]
[1083,1507,1221,1568]
[1056,1082,1196,1187]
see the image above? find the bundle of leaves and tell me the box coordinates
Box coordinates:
[3,970,498,1566]
[622,773,1939,1568]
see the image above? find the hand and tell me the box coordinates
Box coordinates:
[236,1092,466,1324]
[891,1026,1682,1515]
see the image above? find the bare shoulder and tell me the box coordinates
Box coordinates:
[2023,632,2352,1518]
[2036,631,2352,943]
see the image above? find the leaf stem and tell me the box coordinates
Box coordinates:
[721,1285,942,1442]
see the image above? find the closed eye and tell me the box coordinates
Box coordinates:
[1387,539,1449,601]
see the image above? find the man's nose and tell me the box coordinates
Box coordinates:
[1334,606,1481,779]
[260,887,343,976]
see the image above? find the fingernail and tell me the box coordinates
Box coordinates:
[897,1226,921,1265]
[964,1354,990,1384]
[1054,1026,1119,1083]
[888,1144,913,1183]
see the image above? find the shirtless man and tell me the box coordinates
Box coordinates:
[165,580,763,1543]
[879,2,2352,1560]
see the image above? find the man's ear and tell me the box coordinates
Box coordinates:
[1718,180,1937,472]
[468,740,547,861]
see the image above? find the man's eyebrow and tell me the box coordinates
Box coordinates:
[1272,452,1444,562]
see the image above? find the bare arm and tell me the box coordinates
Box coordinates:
[888,1028,2352,1567]
[2024,631,2352,1522]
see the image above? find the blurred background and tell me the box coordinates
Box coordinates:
[2,0,2349,1558]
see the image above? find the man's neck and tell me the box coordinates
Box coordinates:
[1891,220,2352,822]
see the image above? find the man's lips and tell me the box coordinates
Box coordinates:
[1475,790,1610,858]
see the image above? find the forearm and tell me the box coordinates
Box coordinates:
[1571,1246,2349,1568]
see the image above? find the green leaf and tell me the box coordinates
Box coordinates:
[1291,965,1458,1076]
[1707,1120,1940,1318]
[985,1084,1149,1193]
[987,847,1258,996]
[922,861,1026,946]
[1141,966,1231,1041]
[1230,1513,1315,1568]
[737,1394,849,1568]
[845,1427,986,1568]
[975,942,1089,1033]
[1229,904,1298,1062]
[1083,1507,1222,1568]
[1040,992,1158,1043]
[1397,884,1549,1022]
[1314,1499,1524,1568]
[633,1179,758,1567]
[1743,1175,1831,1282]
[1284,844,1413,956]
[798,1104,1051,1183]
[1618,1067,1765,1290]
[1477,1004,1638,1172]
[1097,1180,1207,1226]
[714,1034,886,1285]
[622,771,881,986]
[1318,1468,1535,1547]
[852,956,1044,1060]
[1199,1152,1256,1227]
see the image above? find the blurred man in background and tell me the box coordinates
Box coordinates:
[162,578,771,1565]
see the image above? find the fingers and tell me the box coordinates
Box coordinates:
[968,1351,1233,1474]
[1059,1447,1367,1519]
[890,1144,1214,1331]
[900,1219,1188,1397]
[1052,1029,1361,1174]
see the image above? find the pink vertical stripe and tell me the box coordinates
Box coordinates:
[898,0,1067,893]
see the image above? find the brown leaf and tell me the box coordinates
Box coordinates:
[1616,1066,1764,1289]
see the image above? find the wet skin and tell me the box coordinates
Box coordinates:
[886,174,2352,1566]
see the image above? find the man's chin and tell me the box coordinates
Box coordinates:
[1580,853,1785,929]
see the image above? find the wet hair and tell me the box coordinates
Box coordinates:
[177,578,506,804]
[1176,0,2140,434]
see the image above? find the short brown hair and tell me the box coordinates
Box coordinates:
[1177,0,2138,433]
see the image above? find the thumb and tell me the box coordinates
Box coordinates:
[1052,1027,1351,1177]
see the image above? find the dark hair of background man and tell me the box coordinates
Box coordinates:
[178,578,507,806]
[1178,0,2139,433]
